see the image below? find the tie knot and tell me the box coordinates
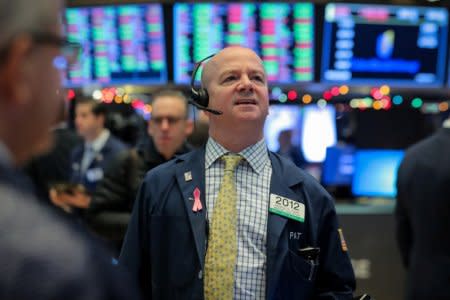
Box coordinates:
[221,154,242,172]
[85,145,94,153]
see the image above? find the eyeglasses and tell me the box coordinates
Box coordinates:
[31,32,82,70]
[150,116,185,126]
[0,31,82,70]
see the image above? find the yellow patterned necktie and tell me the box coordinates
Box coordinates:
[204,154,242,300]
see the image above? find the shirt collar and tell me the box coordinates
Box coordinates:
[443,118,450,129]
[85,129,110,153]
[205,137,269,174]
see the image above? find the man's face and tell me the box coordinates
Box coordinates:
[16,7,66,158]
[205,47,269,131]
[148,96,193,159]
[74,102,103,140]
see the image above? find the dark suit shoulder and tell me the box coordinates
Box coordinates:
[0,184,139,300]
[106,134,128,150]
[144,150,197,181]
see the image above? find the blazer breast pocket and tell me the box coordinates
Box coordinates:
[288,249,319,282]
[274,249,318,299]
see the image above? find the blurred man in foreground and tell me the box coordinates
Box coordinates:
[0,0,139,298]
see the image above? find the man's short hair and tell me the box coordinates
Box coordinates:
[151,90,189,118]
[75,97,107,117]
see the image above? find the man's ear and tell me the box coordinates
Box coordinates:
[0,35,33,104]
[185,119,194,136]
[147,119,154,137]
[98,113,106,128]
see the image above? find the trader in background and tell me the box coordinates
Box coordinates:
[50,97,128,213]
[0,0,139,298]
[276,128,307,169]
[85,90,193,253]
[395,113,450,300]
[70,97,128,193]
[120,46,355,299]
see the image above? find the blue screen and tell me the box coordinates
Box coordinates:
[322,145,355,186]
[321,3,448,87]
[63,4,167,87]
[352,150,404,198]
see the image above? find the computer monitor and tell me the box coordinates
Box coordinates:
[321,3,448,87]
[322,145,355,187]
[64,4,167,87]
[173,2,315,84]
[352,149,404,198]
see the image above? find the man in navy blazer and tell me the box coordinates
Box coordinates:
[395,115,450,300]
[51,98,128,211]
[120,46,355,299]
[70,97,128,193]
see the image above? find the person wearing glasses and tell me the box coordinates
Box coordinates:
[0,0,139,299]
[61,90,193,254]
[120,47,355,299]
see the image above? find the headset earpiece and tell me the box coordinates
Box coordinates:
[189,53,222,115]
[192,87,209,108]
[190,53,215,109]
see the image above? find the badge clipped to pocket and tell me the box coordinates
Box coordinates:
[269,193,305,223]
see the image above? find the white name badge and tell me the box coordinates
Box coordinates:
[269,193,305,223]
[86,168,104,182]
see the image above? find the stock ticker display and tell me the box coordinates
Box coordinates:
[321,3,448,87]
[64,4,167,87]
[173,2,315,84]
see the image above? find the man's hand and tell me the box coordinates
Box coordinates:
[49,184,91,211]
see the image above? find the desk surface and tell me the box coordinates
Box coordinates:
[336,198,396,214]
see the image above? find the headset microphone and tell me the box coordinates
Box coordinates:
[188,99,222,115]
[189,53,223,115]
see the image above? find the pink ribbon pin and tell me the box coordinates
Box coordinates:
[192,187,202,212]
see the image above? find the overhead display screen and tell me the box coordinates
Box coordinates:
[64,4,167,87]
[173,2,315,84]
[321,3,448,87]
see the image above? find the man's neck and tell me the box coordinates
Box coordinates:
[85,128,104,143]
[209,128,263,153]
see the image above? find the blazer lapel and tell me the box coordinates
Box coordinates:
[175,149,208,268]
[266,153,305,299]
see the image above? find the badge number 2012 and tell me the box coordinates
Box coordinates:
[275,195,300,210]
[269,194,305,223]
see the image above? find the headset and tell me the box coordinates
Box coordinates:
[189,53,223,115]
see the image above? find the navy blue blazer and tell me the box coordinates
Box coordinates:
[71,134,127,193]
[120,148,355,299]
[0,157,140,299]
